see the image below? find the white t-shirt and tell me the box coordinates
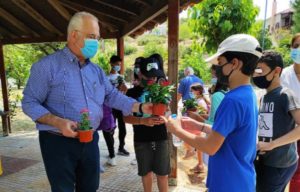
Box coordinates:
[281,65,300,99]
[107,73,120,87]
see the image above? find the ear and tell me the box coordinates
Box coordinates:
[274,67,282,76]
[231,58,241,70]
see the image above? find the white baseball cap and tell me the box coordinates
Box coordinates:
[205,34,262,64]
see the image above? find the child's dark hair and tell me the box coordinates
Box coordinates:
[190,84,204,95]
[257,50,283,75]
[110,55,122,64]
[221,50,261,76]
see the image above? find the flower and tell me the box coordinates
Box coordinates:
[146,81,175,104]
[147,80,155,85]
[161,80,170,87]
[79,108,92,131]
[182,98,198,114]
[80,108,89,113]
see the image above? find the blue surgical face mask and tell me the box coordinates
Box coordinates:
[189,92,195,99]
[113,65,121,72]
[291,48,300,64]
[134,67,140,75]
[80,39,99,59]
[211,77,217,85]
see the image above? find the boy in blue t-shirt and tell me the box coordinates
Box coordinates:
[163,34,262,192]
[253,51,300,192]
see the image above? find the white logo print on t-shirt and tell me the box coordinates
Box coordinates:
[258,101,274,138]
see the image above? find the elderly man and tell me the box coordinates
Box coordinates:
[177,67,204,103]
[22,12,151,192]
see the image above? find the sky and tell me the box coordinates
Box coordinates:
[180,0,293,20]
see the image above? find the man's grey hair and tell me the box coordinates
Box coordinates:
[184,67,194,75]
[67,12,98,37]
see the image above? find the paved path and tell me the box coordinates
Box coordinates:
[0,125,206,192]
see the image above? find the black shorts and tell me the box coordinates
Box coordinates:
[134,140,170,176]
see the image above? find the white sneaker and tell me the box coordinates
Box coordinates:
[130,159,137,165]
[107,157,116,166]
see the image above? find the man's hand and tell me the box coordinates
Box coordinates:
[181,117,201,131]
[56,119,78,138]
[142,103,153,114]
[142,117,165,127]
[118,83,128,93]
[257,141,275,153]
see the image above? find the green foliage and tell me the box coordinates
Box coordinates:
[4,45,40,89]
[273,30,293,67]
[143,42,167,60]
[180,42,211,83]
[137,35,166,46]
[188,0,259,52]
[248,20,273,50]
[125,45,137,55]
[182,98,198,114]
[79,109,91,131]
[292,0,300,33]
[146,81,175,104]
[179,19,195,41]
[8,85,22,120]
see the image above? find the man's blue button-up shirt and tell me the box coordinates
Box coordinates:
[22,47,136,132]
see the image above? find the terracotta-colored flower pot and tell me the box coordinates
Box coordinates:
[78,129,93,143]
[153,103,167,116]
[187,108,197,112]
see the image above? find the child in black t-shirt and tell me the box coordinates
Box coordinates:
[253,51,300,192]
[123,56,170,192]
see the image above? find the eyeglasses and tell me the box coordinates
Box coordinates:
[75,30,101,41]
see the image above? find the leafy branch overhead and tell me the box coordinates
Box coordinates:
[188,0,259,52]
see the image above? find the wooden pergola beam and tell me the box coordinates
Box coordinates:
[94,0,139,17]
[133,0,151,7]
[0,7,40,37]
[0,42,10,136]
[117,37,125,75]
[61,0,128,23]
[12,0,63,36]
[121,0,168,37]
[48,0,72,20]
[168,0,179,186]
[60,1,121,31]
[0,26,18,39]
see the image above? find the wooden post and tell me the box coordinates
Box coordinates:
[0,42,10,136]
[117,37,125,75]
[168,0,179,186]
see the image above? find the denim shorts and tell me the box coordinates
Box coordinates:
[134,140,170,176]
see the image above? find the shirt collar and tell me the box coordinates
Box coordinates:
[62,46,91,66]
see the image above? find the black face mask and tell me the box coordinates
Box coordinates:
[215,62,234,85]
[252,70,274,89]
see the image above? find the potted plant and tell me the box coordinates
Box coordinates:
[78,108,93,143]
[182,98,198,115]
[146,80,175,116]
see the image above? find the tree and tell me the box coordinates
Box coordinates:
[248,20,273,50]
[188,0,259,52]
[4,44,41,89]
[180,42,211,83]
[292,0,300,33]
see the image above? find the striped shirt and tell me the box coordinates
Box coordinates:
[22,46,136,132]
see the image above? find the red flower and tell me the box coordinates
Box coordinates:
[147,80,155,85]
[80,108,89,113]
[161,80,170,87]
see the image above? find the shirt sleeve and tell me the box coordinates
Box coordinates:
[212,98,240,137]
[205,92,225,125]
[100,69,136,116]
[22,60,51,121]
[281,88,300,112]
[178,79,185,95]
